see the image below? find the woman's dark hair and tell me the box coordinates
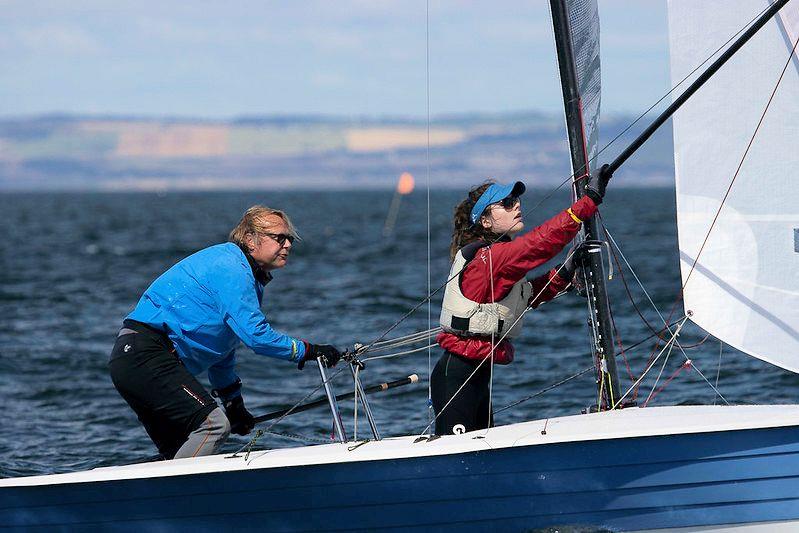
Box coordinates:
[449,181,503,260]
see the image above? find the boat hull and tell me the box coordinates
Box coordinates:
[3,414,799,531]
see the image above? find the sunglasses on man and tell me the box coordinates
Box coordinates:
[261,232,296,246]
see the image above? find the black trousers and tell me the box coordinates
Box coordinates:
[430,351,494,436]
[109,321,217,459]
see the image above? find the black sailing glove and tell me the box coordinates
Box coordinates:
[223,396,255,436]
[584,163,613,205]
[561,243,580,280]
[561,241,593,277]
[212,379,255,436]
[298,343,343,370]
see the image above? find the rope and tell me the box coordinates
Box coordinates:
[260,429,333,445]
[493,366,594,416]
[487,246,497,434]
[644,329,679,404]
[493,318,688,416]
[230,363,352,455]
[644,360,693,407]
[353,364,359,440]
[714,341,723,406]
[362,343,438,361]
[425,0,434,430]
[356,327,442,354]
[604,225,728,403]
[612,316,690,409]
[604,225,664,338]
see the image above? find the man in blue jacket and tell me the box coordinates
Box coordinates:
[109,205,341,460]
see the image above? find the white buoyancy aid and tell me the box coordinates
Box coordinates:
[439,243,531,338]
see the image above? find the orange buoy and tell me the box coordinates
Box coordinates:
[396,172,415,195]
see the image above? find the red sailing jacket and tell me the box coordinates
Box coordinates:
[436,195,598,364]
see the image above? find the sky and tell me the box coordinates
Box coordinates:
[0,1,670,119]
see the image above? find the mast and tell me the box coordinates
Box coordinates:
[549,0,621,409]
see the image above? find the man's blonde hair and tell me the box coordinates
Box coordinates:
[229,205,299,252]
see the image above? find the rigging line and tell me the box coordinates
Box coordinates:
[361,335,438,354]
[353,364,359,440]
[604,225,695,348]
[235,363,352,451]
[493,366,594,416]
[604,227,663,338]
[607,288,635,383]
[612,315,690,409]
[682,332,711,350]
[362,343,438,361]
[494,318,688,416]
[357,327,442,354]
[360,327,441,347]
[260,429,332,445]
[604,224,729,402]
[605,225,694,344]
[686,361,730,406]
[644,358,692,407]
[426,0,433,424]
[351,3,778,360]
[645,328,677,404]
[487,246,497,436]
[714,340,723,406]
[604,228,704,358]
[681,29,799,294]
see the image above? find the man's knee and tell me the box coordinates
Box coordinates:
[173,407,231,459]
[208,407,232,439]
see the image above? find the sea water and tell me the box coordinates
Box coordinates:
[1,189,797,477]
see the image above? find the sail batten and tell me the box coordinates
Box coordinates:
[669,0,799,372]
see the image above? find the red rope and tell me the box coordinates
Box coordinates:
[643,359,693,407]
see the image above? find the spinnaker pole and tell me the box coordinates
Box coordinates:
[549,0,621,409]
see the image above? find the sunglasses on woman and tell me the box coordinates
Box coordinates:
[494,195,520,210]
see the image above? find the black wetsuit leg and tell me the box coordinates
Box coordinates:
[109,322,217,459]
[430,351,493,435]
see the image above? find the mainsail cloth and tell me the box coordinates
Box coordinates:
[563,0,601,168]
[668,0,799,372]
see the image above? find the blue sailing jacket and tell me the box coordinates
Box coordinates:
[127,242,305,391]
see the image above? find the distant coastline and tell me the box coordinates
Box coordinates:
[0,112,674,191]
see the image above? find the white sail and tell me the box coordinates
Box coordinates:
[668,0,799,372]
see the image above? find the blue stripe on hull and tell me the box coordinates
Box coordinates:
[3,426,799,531]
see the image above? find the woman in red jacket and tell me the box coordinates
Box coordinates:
[432,172,609,435]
